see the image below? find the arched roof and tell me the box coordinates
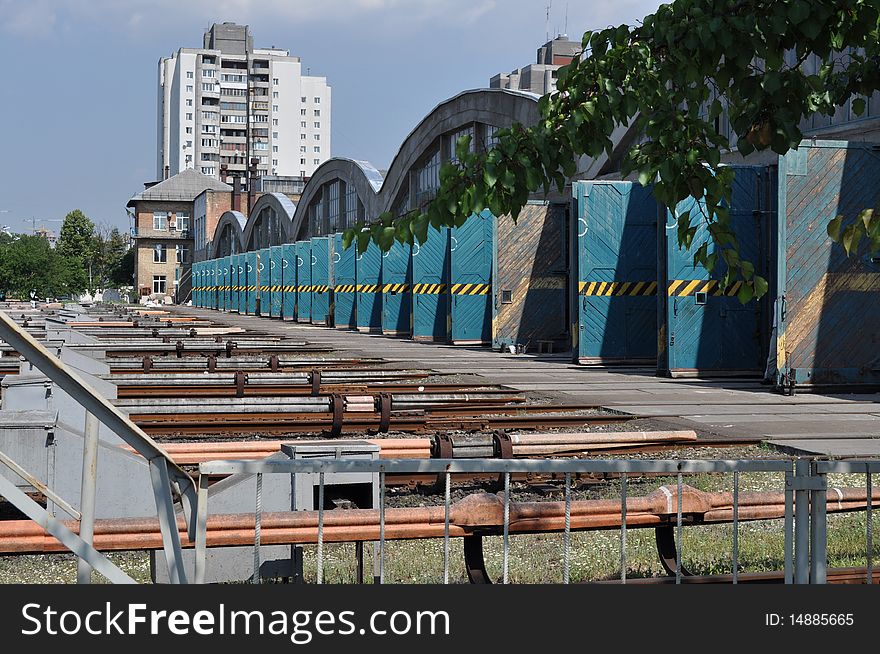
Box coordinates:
[242,192,297,249]
[290,88,542,239]
[209,210,247,258]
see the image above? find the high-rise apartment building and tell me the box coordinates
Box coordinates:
[157,22,331,184]
[490,35,581,96]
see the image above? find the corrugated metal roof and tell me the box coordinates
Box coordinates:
[127,169,232,207]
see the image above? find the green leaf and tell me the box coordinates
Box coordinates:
[789,0,810,24]
[740,260,755,280]
[737,281,755,304]
[859,208,874,231]
[842,224,862,256]
[638,170,653,186]
[827,215,843,241]
[852,98,867,117]
[753,275,769,299]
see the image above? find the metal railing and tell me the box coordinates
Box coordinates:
[0,311,197,583]
[196,458,802,585]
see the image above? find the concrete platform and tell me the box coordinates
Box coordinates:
[170,307,880,456]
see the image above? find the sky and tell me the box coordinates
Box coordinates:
[0,0,663,234]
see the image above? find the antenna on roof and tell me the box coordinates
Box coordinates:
[545,0,552,42]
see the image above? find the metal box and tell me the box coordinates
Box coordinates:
[572,180,658,364]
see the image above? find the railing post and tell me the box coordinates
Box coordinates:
[149,458,188,584]
[76,411,99,584]
[794,459,810,584]
[809,462,827,584]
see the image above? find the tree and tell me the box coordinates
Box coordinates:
[56,209,96,292]
[343,0,880,302]
[0,235,82,299]
[92,227,131,288]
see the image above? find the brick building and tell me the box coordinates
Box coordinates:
[127,169,231,303]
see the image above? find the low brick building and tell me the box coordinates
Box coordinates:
[127,169,231,303]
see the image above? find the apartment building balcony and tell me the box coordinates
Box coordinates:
[131,228,192,240]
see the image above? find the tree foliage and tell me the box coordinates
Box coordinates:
[0,210,132,299]
[343,0,880,300]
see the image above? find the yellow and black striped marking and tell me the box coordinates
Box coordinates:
[666,279,744,297]
[412,284,448,294]
[311,285,330,293]
[579,281,658,296]
[282,285,296,293]
[356,284,382,293]
[381,283,410,293]
[451,283,491,296]
[335,284,358,293]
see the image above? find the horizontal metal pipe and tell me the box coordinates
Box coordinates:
[3,485,877,554]
[509,431,698,446]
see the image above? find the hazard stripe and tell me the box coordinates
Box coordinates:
[665,279,748,297]
[580,281,657,296]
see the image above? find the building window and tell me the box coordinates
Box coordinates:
[202,69,215,78]
[300,158,306,165]
[314,134,320,140]
[300,109,306,116]
[301,121,307,128]
[313,158,320,165]
[314,122,320,128]
[272,118,279,126]
[300,133,306,140]
[272,91,279,98]
[186,85,193,93]
[273,159,279,166]
[152,275,166,294]
[186,140,192,147]
[201,166,215,175]
[314,97,320,103]
[272,145,278,152]
[300,146,306,153]
[272,77,279,85]
[152,212,167,231]
[273,104,279,112]
[186,99,193,107]
[176,214,190,233]
[202,83,215,92]
[186,127,193,134]
[273,131,279,139]
[301,170,306,177]
[314,109,320,117]
[153,243,167,263]
[176,246,189,263]
[314,146,320,153]
[301,96,306,103]
[186,71,193,79]
[186,112,193,120]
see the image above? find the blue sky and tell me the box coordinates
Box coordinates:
[0,0,662,233]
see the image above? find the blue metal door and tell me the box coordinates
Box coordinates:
[333,233,357,329]
[193,263,200,307]
[270,245,283,318]
[281,244,296,320]
[451,210,493,344]
[356,240,382,332]
[574,181,658,364]
[382,240,412,336]
[229,255,239,312]
[310,236,331,325]
[775,141,880,389]
[295,241,312,322]
[661,165,772,376]
[214,260,223,310]
[237,253,246,313]
[246,252,257,315]
[255,249,268,316]
[412,226,450,342]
